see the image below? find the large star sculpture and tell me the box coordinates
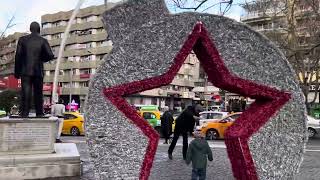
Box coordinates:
[103,22,291,180]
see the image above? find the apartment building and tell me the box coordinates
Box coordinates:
[41,3,213,111]
[125,53,203,110]
[241,0,320,104]
[41,4,115,109]
[0,32,27,91]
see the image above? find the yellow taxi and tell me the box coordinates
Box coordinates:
[200,112,242,140]
[62,112,85,136]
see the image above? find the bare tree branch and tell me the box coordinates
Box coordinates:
[0,15,15,39]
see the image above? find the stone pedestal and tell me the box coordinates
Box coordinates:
[0,118,81,179]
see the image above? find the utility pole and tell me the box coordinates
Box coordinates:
[69,67,73,112]
[204,75,208,111]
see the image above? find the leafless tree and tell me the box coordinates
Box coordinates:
[0,15,16,40]
[242,0,320,112]
[171,0,234,15]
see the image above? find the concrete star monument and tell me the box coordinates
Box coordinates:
[85,0,307,179]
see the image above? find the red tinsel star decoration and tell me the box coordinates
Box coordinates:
[103,22,291,180]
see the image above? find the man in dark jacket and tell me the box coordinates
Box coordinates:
[160,107,174,144]
[186,131,213,180]
[168,104,203,160]
[14,22,54,117]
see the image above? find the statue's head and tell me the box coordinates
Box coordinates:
[30,22,40,34]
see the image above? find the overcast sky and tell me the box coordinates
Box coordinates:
[0,0,245,36]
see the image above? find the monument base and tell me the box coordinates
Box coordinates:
[0,143,81,180]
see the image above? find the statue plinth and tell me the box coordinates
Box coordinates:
[0,117,81,179]
[0,118,56,155]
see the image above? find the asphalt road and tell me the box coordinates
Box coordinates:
[57,135,320,180]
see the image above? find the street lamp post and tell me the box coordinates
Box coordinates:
[69,67,73,112]
[204,75,208,111]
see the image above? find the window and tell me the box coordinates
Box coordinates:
[78,29,92,36]
[44,35,51,40]
[200,113,208,119]
[96,28,105,33]
[80,81,89,87]
[97,40,112,47]
[223,114,241,122]
[142,112,156,120]
[79,55,91,62]
[96,54,105,61]
[60,21,67,26]
[208,113,223,119]
[52,21,60,27]
[80,68,91,74]
[76,44,86,49]
[87,15,98,22]
[72,69,77,75]
[184,63,191,70]
[42,23,51,29]
[65,69,71,75]
[64,114,77,120]
[86,42,92,48]
[52,33,63,39]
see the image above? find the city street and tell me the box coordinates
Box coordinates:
[58,135,320,180]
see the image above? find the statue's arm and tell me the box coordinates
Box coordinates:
[41,39,54,62]
[14,38,23,79]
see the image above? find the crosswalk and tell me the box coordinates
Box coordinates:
[60,137,320,152]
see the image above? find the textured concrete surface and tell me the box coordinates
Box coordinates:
[0,143,80,180]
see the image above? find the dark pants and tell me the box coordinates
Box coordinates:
[162,127,171,143]
[168,129,188,159]
[191,168,206,180]
[20,76,43,117]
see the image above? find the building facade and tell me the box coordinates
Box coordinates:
[241,0,320,104]
[41,4,208,111]
[0,32,27,91]
[125,53,203,111]
[41,4,116,109]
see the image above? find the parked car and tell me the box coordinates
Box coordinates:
[138,110,162,135]
[209,105,221,111]
[198,111,229,126]
[200,112,242,140]
[0,110,6,118]
[307,115,320,138]
[62,112,84,136]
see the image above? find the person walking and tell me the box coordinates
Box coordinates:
[160,107,174,144]
[51,99,65,143]
[168,104,203,160]
[186,131,213,180]
[14,22,54,117]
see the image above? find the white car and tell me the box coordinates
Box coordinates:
[198,111,229,126]
[307,115,320,138]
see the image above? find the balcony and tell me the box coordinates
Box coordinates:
[44,74,72,82]
[171,78,194,87]
[44,61,75,70]
[61,87,89,95]
[0,47,15,55]
[80,73,91,79]
[62,46,112,57]
[48,32,108,46]
[42,21,105,36]
[178,68,193,76]
[44,60,103,70]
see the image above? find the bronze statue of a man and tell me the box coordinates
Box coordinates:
[14,22,54,117]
